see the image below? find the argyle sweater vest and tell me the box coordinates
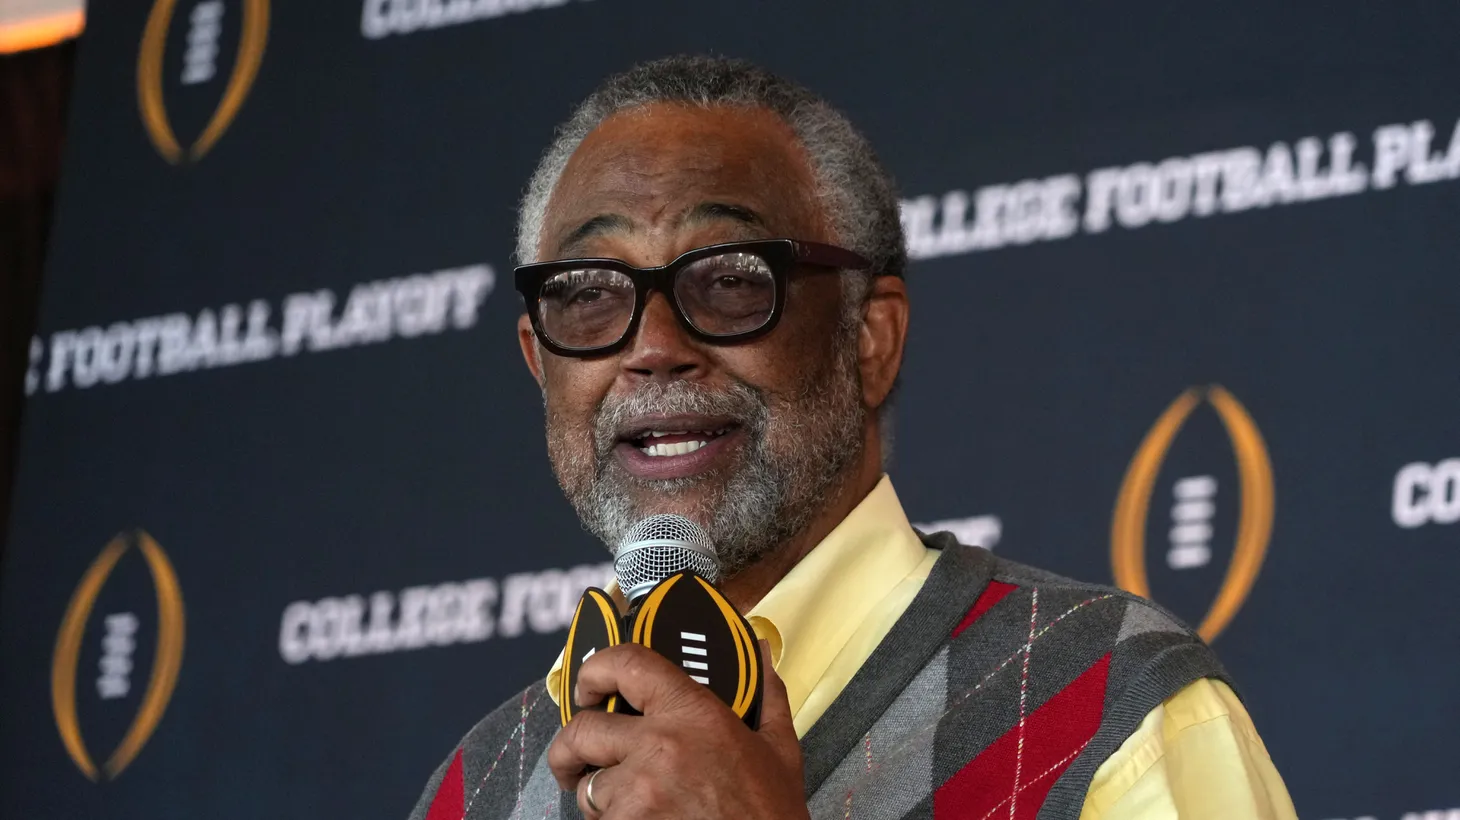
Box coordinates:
[408,536,1231,820]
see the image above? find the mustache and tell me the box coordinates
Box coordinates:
[591,380,769,459]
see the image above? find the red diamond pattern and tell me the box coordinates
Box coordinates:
[425,748,464,820]
[952,581,1018,638]
[934,653,1110,819]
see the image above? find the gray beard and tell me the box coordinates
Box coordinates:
[545,343,866,578]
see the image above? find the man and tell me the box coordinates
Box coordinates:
[410,56,1296,820]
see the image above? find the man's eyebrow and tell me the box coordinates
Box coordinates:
[683,202,767,230]
[556,213,635,257]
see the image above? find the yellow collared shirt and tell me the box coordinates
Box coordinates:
[547,476,1297,819]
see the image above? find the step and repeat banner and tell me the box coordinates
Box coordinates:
[2,1,1457,818]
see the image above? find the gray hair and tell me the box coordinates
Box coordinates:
[515,54,907,286]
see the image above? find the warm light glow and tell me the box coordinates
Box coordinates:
[0,10,84,54]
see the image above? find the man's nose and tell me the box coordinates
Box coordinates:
[619,293,707,382]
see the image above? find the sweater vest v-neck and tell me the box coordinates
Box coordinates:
[409,536,1230,820]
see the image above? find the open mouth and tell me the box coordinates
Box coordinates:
[626,427,733,457]
[612,416,744,480]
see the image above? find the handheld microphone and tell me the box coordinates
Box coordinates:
[613,514,719,613]
[559,514,763,730]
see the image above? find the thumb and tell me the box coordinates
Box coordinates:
[755,639,800,765]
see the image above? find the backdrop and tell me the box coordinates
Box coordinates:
[3,2,1458,818]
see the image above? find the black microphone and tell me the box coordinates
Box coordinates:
[560,514,763,730]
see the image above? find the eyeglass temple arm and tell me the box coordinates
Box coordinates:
[792,240,874,272]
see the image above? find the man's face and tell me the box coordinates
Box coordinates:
[520,103,868,573]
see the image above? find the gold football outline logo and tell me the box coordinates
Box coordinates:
[560,587,621,725]
[631,573,761,721]
[1110,386,1274,642]
[51,531,185,781]
[137,0,270,163]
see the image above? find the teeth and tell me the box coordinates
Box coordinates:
[639,440,709,457]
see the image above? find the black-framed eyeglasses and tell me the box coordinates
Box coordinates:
[514,239,875,358]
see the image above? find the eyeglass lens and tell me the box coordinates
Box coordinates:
[536,251,777,350]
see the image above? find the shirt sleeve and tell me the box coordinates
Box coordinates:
[1078,678,1298,820]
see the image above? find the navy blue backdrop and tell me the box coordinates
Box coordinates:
[2,2,1458,818]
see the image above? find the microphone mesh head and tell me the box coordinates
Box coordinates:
[614,514,720,602]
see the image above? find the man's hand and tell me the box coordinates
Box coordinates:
[547,640,809,820]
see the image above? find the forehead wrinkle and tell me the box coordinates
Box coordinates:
[543,104,830,258]
[555,213,636,258]
[565,121,781,209]
[548,166,689,246]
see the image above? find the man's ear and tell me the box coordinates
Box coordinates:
[518,314,546,387]
[858,275,909,411]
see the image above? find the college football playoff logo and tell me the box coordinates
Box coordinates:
[1110,386,1274,642]
[51,530,185,780]
[137,0,269,163]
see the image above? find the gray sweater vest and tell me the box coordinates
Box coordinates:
[408,537,1230,820]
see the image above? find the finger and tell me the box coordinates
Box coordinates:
[755,639,802,771]
[576,765,618,819]
[547,710,640,790]
[575,643,710,716]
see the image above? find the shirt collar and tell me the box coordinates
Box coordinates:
[745,475,926,718]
